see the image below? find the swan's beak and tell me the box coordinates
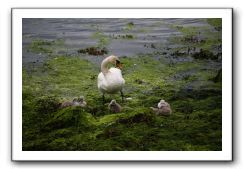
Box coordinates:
[116,60,123,69]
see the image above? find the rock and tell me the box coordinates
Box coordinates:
[35,95,60,114]
[77,47,108,56]
[191,49,218,60]
[210,69,222,83]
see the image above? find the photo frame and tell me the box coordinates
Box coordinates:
[12,8,232,161]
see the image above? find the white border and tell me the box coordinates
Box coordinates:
[12,8,232,161]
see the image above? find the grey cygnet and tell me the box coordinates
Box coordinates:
[108,99,122,113]
[150,99,172,116]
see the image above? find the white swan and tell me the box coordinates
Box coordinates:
[98,55,125,101]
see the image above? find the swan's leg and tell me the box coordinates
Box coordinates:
[120,90,124,102]
[102,94,105,103]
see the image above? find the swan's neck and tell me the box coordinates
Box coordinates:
[101,57,110,75]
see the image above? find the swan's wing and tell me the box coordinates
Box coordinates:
[109,67,121,73]
[98,68,125,94]
[98,72,106,90]
[109,68,125,85]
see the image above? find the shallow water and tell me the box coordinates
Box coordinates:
[22,18,209,66]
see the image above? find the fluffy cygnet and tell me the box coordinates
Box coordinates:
[108,99,122,113]
[150,99,172,116]
[158,99,170,109]
[60,96,87,108]
[60,97,78,108]
[76,96,87,107]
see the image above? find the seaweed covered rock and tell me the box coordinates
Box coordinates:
[171,87,221,100]
[210,69,222,83]
[191,49,218,60]
[44,107,94,131]
[77,47,108,55]
[174,100,194,114]
[35,95,60,114]
[116,111,156,125]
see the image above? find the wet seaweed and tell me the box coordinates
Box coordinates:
[22,19,222,151]
[77,47,108,56]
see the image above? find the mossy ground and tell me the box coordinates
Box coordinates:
[22,19,222,151]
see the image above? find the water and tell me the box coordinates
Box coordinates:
[22,18,209,66]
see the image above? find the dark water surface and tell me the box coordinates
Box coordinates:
[22,18,209,66]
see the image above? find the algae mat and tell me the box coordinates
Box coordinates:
[22,18,222,151]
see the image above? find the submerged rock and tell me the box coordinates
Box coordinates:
[77,47,108,56]
[191,49,218,60]
[35,95,60,114]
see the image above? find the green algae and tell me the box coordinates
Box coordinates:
[168,19,222,59]
[22,19,222,151]
[22,51,222,151]
[26,39,64,54]
[206,18,222,31]
[91,31,111,48]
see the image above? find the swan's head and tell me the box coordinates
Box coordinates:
[108,55,123,69]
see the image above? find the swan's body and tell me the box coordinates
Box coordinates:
[97,55,125,101]
[98,68,124,94]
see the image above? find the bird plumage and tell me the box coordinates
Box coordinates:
[97,55,125,101]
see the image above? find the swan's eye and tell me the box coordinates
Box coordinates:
[116,60,123,69]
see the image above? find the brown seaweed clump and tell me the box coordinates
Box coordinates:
[78,47,108,56]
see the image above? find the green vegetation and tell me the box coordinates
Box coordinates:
[206,18,222,31]
[91,31,111,48]
[22,19,222,151]
[78,29,111,55]
[23,54,222,151]
[124,22,135,32]
[26,39,64,54]
[168,19,222,59]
